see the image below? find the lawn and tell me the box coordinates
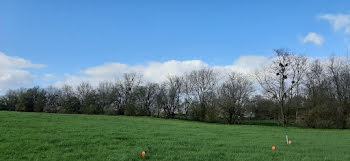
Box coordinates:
[0,111,349,161]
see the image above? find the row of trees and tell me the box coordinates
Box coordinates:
[1,49,350,128]
[255,49,350,128]
[0,69,253,124]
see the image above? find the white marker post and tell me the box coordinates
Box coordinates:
[286,135,289,144]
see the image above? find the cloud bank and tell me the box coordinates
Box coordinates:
[55,56,269,87]
[0,52,45,93]
[0,51,270,92]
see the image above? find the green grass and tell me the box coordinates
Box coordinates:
[1,111,350,161]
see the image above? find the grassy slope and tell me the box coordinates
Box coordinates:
[0,111,350,161]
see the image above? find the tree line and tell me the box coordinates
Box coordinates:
[1,49,350,129]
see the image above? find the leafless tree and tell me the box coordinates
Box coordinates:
[256,49,307,125]
[328,57,350,128]
[60,84,80,113]
[218,72,254,124]
[76,82,94,103]
[182,73,194,118]
[188,68,218,121]
[120,73,142,115]
[134,83,158,116]
[155,84,167,117]
[61,84,75,100]
[44,86,62,113]
[163,75,183,118]
[96,81,114,108]
[2,89,21,111]
[76,82,100,114]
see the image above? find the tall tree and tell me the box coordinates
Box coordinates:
[44,86,62,113]
[134,83,158,116]
[329,57,350,128]
[163,75,183,118]
[188,68,218,121]
[96,81,115,114]
[121,73,142,115]
[182,73,194,119]
[218,72,254,124]
[60,85,80,113]
[256,49,307,125]
[76,82,100,114]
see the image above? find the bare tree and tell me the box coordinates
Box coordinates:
[76,82,94,103]
[329,57,350,128]
[3,89,21,111]
[134,83,158,116]
[182,73,194,119]
[287,54,308,122]
[76,82,100,114]
[96,81,114,107]
[121,73,142,115]
[188,68,218,121]
[60,84,80,113]
[155,84,168,117]
[61,84,75,99]
[44,86,62,113]
[303,59,337,128]
[218,72,254,124]
[108,81,123,115]
[163,75,183,118]
[256,49,307,125]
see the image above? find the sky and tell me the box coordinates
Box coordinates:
[1,0,350,93]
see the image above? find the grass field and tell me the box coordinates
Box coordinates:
[1,111,350,161]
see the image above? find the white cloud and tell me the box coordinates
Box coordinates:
[213,56,268,75]
[0,53,46,69]
[303,32,324,46]
[319,14,350,34]
[55,56,269,87]
[0,52,46,93]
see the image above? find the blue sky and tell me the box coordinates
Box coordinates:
[1,0,350,92]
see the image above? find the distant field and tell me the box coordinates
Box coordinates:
[0,111,350,161]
